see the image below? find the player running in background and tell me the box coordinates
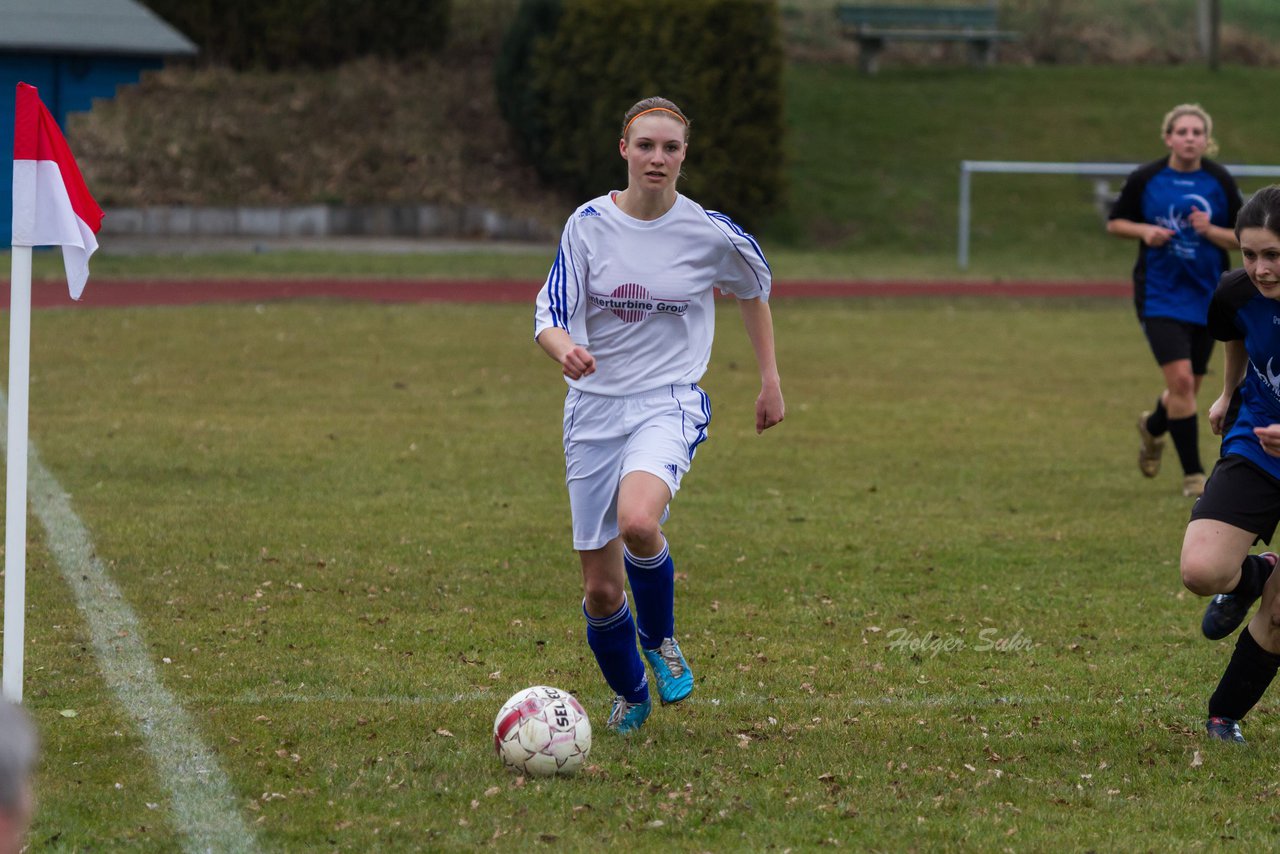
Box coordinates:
[533,96,785,733]
[1180,186,1280,743]
[1108,104,1242,498]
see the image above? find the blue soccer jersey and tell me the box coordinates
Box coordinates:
[1110,158,1242,325]
[1208,270,1280,479]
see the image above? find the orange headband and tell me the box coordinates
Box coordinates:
[623,107,687,138]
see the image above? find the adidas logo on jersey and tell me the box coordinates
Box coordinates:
[579,206,601,218]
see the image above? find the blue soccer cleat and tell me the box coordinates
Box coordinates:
[642,637,694,705]
[606,695,651,734]
[1202,553,1279,640]
[1206,716,1246,743]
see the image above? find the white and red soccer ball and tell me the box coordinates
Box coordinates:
[493,685,592,776]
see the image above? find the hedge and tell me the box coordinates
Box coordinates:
[495,0,785,230]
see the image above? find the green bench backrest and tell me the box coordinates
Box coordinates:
[836,5,999,30]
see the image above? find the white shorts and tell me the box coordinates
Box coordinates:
[563,384,712,550]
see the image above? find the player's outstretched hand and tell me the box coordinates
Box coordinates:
[1208,393,1232,436]
[1188,206,1212,235]
[560,346,596,380]
[1143,225,1176,247]
[755,384,784,434]
[1255,424,1280,457]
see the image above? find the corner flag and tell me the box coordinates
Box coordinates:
[4,82,102,702]
[11,82,103,300]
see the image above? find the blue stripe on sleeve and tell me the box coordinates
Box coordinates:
[563,241,581,325]
[545,249,560,328]
[548,247,567,329]
[705,211,769,294]
[707,210,771,274]
[557,244,568,328]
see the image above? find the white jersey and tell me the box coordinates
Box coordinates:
[534,192,771,397]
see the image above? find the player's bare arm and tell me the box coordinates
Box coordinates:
[1106,217,1175,247]
[1189,206,1239,252]
[1255,424,1280,457]
[1210,339,1247,435]
[536,327,596,379]
[737,296,784,434]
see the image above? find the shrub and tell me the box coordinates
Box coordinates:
[496,0,785,230]
[493,0,564,172]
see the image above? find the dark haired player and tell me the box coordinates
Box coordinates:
[1180,185,1280,742]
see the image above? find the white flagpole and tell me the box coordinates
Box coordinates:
[3,245,32,702]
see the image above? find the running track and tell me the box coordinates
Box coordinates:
[6,278,1130,309]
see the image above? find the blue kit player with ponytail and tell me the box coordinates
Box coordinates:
[533,96,785,733]
[1108,104,1242,498]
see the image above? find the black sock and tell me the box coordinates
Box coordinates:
[1146,398,1169,436]
[1208,629,1280,721]
[1167,414,1203,475]
[1229,554,1276,599]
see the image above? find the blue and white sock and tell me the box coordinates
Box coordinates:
[624,537,675,651]
[583,595,648,703]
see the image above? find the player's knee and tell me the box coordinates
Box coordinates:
[581,568,624,614]
[1168,373,1196,401]
[1181,551,1231,595]
[617,512,661,551]
[582,577,625,616]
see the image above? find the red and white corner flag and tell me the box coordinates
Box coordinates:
[11,82,103,299]
[4,83,104,702]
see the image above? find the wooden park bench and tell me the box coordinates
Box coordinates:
[836,4,1018,75]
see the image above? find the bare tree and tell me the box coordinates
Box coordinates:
[1198,0,1221,71]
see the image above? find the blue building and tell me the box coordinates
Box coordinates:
[1,0,195,245]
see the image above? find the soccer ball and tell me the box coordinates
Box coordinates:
[493,685,592,776]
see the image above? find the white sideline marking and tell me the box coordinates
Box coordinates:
[2,392,258,854]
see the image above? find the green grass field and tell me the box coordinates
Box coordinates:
[9,296,1280,850]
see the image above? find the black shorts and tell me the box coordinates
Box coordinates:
[1190,454,1280,544]
[1141,317,1213,375]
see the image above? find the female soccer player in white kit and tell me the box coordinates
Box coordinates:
[534,97,785,733]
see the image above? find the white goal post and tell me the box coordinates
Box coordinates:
[957,160,1280,269]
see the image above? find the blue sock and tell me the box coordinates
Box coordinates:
[624,538,675,651]
[583,596,648,703]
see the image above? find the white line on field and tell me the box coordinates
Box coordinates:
[2,391,258,854]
